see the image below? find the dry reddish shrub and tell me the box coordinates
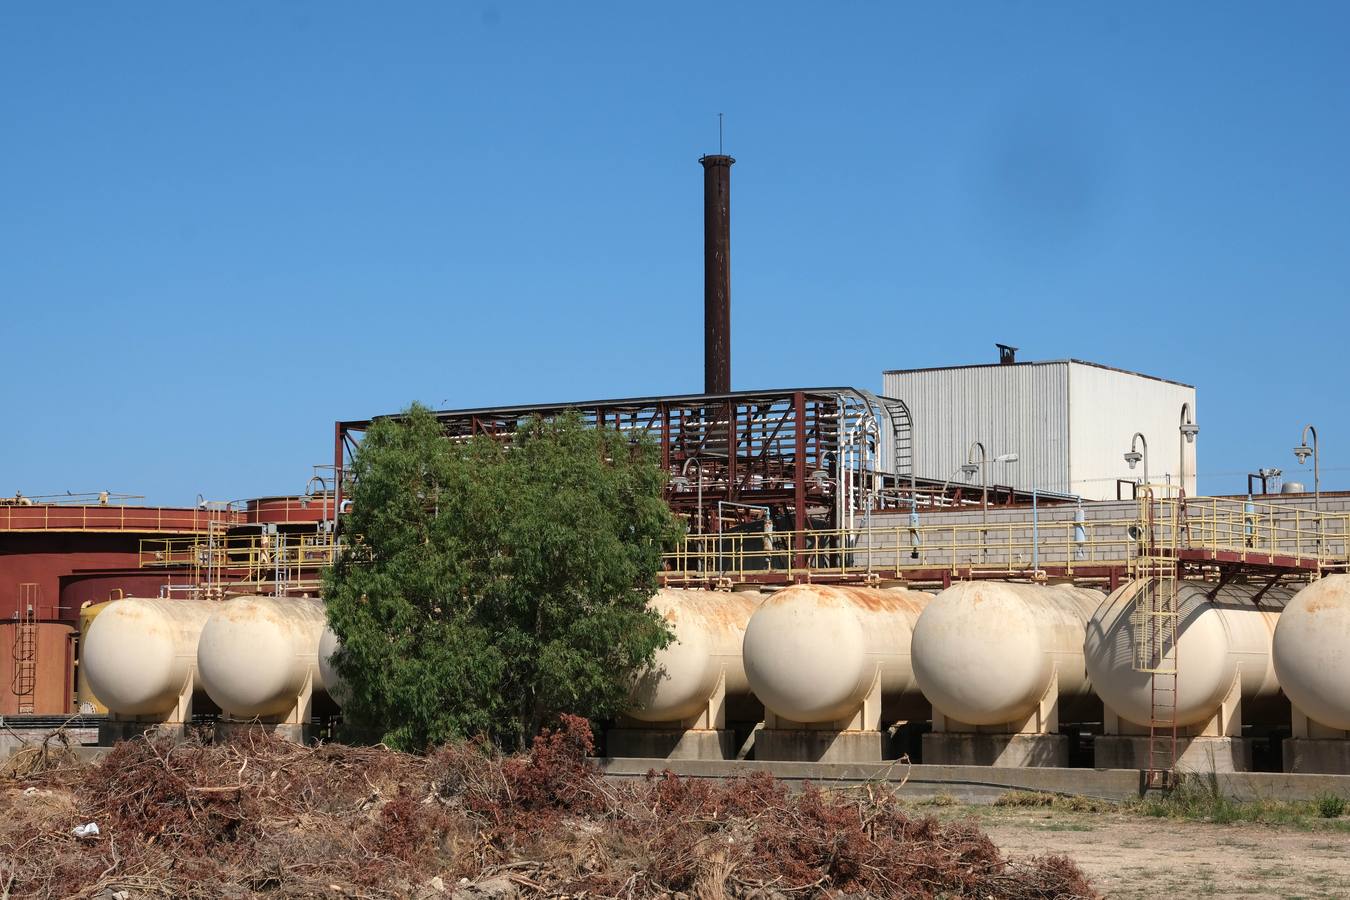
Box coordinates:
[502,713,606,815]
[1,719,1097,899]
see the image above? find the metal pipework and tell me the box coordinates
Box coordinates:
[700,154,734,394]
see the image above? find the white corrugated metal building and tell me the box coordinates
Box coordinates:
[882,358,1197,501]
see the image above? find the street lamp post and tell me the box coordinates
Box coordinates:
[1293,424,1320,514]
[962,441,1019,525]
[1124,432,1149,493]
[1179,404,1199,498]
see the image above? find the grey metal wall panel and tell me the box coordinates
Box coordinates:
[882,362,1071,495]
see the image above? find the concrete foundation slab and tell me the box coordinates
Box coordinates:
[754,729,888,763]
[599,757,1350,804]
[922,733,1068,767]
[605,729,734,760]
[1283,739,1350,775]
[1094,736,1252,773]
[0,727,99,760]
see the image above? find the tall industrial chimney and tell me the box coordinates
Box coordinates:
[700,154,734,394]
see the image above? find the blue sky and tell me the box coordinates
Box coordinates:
[3,2,1348,503]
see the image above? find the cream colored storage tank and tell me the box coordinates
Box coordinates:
[82,597,215,717]
[627,588,761,723]
[1273,576,1350,731]
[76,600,114,714]
[1084,580,1290,728]
[912,582,1103,727]
[197,596,329,718]
[317,625,348,707]
[742,585,930,724]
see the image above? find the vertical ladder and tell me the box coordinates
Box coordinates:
[1131,490,1180,788]
[12,583,39,714]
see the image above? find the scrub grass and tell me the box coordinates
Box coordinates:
[1123,773,1350,829]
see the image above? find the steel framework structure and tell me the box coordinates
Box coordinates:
[335,387,1063,544]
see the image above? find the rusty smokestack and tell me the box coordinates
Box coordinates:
[700,153,734,394]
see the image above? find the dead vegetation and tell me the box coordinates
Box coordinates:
[0,718,1095,898]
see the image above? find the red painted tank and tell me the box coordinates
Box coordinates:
[0,622,74,714]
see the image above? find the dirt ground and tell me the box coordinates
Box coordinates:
[939,806,1350,899]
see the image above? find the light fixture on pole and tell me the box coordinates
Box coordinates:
[1293,424,1320,515]
[965,441,1019,523]
[1179,404,1199,497]
[1124,432,1149,490]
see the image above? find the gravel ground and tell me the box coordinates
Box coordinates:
[935,805,1350,899]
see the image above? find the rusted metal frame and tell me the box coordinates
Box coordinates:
[660,404,671,473]
[751,402,792,461]
[1178,548,1320,570]
[333,422,346,511]
[793,392,808,578]
[727,400,739,501]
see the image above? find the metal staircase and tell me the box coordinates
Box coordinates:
[1130,489,1180,788]
[12,583,39,714]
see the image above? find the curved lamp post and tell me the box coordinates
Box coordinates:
[963,441,1019,524]
[1294,424,1320,514]
[1179,404,1199,497]
[1124,432,1149,491]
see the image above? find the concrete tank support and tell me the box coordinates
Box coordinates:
[1085,579,1291,773]
[742,584,930,763]
[197,596,330,742]
[1273,576,1350,773]
[81,597,216,744]
[913,582,1103,767]
[610,588,762,760]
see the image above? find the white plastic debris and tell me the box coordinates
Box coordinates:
[72,822,100,839]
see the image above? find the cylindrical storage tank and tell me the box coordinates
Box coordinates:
[627,588,761,723]
[1085,580,1290,728]
[0,622,75,716]
[197,596,328,718]
[913,582,1103,727]
[317,625,349,708]
[76,600,114,714]
[742,585,931,724]
[82,598,215,717]
[1273,576,1350,731]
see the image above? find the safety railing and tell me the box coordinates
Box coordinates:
[139,534,338,577]
[1161,495,1350,566]
[0,504,242,533]
[662,516,1140,583]
[662,492,1350,584]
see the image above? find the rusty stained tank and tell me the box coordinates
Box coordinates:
[626,588,762,724]
[1085,580,1289,729]
[82,597,216,717]
[197,596,330,719]
[742,585,931,725]
[1273,576,1350,731]
[245,495,336,526]
[0,622,74,715]
[912,582,1103,727]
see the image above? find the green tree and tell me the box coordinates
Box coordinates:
[324,404,678,752]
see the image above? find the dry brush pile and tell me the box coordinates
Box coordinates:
[0,718,1094,899]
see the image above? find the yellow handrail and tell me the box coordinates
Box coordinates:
[661,493,1350,583]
